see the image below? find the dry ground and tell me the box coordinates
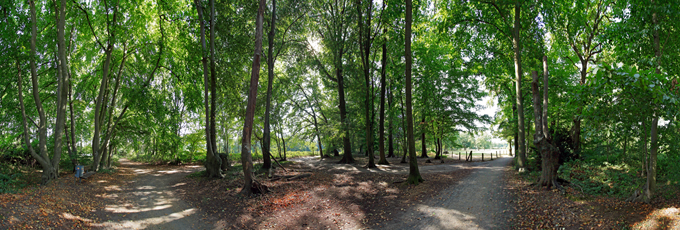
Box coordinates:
[3,152,678,230]
[505,168,680,229]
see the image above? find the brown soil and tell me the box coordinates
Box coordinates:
[0,163,133,229]
[177,154,486,229]
[505,169,680,229]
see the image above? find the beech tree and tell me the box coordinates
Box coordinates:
[240,0,266,196]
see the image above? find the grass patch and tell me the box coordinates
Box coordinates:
[98,168,117,174]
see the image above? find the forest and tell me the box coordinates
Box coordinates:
[0,0,679,229]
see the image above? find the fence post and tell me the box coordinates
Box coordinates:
[482,153,484,161]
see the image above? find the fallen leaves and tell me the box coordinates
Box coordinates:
[0,167,136,229]
[505,169,680,229]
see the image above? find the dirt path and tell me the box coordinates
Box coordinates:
[92,159,215,230]
[383,156,514,230]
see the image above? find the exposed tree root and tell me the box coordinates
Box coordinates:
[337,157,355,164]
[248,178,269,194]
[270,173,312,181]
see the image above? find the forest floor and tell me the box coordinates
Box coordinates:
[505,167,680,229]
[2,153,679,229]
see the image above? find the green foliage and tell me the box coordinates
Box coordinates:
[559,160,640,197]
[98,168,117,174]
[0,163,28,194]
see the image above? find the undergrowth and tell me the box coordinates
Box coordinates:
[0,163,29,194]
[558,160,639,197]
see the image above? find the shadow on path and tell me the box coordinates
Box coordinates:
[381,156,514,230]
[91,159,219,230]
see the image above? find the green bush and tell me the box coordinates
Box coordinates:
[558,160,639,197]
[0,163,28,194]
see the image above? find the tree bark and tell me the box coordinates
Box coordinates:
[22,1,56,184]
[52,0,69,175]
[643,0,662,201]
[534,58,560,188]
[405,0,423,184]
[512,0,527,172]
[91,2,119,172]
[337,64,355,163]
[195,0,222,178]
[400,90,408,163]
[209,0,221,172]
[357,0,376,168]
[387,82,395,158]
[378,4,389,164]
[420,117,428,158]
[241,0,266,196]
[68,74,78,166]
[262,0,276,170]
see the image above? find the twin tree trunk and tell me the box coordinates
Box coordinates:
[261,0,276,171]
[405,0,423,185]
[240,0,266,196]
[533,57,560,188]
[18,0,67,184]
[357,0,375,168]
[196,0,223,178]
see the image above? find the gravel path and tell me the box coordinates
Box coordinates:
[94,159,215,230]
[382,156,514,230]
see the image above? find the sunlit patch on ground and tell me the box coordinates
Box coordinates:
[94,208,198,229]
[634,207,680,230]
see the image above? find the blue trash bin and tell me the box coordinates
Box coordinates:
[75,165,84,182]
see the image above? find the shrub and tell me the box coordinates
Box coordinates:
[0,163,28,194]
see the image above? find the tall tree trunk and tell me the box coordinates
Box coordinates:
[68,75,78,166]
[282,133,288,159]
[209,0,221,172]
[387,83,395,158]
[420,117,428,158]
[357,0,375,168]
[100,145,109,170]
[21,1,56,184]
[241,0,266,196]
[643,0,662,201]
[262,0,276,170]
[378,30,389,165]
[92,3,118,172]
[534,57,561,188]
[645,117,659,201]
[65,125,77,170]
[52,0,69,175]
[195,0,221,178]
[400,90,408,163]
[405,0,423,184]
[513,0,527,172]
[337,64,354,163]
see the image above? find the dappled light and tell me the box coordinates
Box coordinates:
[634,207,680,230]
